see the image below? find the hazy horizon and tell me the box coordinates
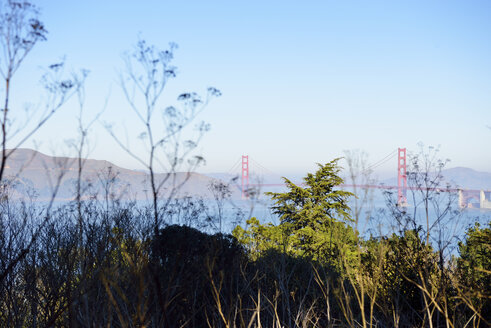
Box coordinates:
[6,147,491,188]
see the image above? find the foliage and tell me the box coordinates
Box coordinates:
[376,229,438,326]
[457,222,491,290]
[236,160,357,267]
[0,193,488,327]
[233,217,286,259]
[455,222,491,324]
[267,159,353,229]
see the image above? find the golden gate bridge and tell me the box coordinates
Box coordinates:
[232,148,491,209]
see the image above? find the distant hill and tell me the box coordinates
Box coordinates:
[381,167,491,190]
[440,167,491,190]
[2,149,224,201]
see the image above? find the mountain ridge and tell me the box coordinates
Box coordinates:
[380,166,491,190]
[2,148,224,201]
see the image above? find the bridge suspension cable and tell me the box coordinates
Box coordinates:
[364,149,398,172]
[242,149,400,183]
[250,158,284,179]
[226,157,242,176]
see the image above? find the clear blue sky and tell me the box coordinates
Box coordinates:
[8,0,491,178]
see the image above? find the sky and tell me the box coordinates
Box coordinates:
[4,0,491,179]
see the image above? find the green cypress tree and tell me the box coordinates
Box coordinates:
[265,159,356,264]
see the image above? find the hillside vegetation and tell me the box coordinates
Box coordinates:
[0,159,489,327]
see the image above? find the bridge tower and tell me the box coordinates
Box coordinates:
[397,148,407,205]
[241,155,249,198]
